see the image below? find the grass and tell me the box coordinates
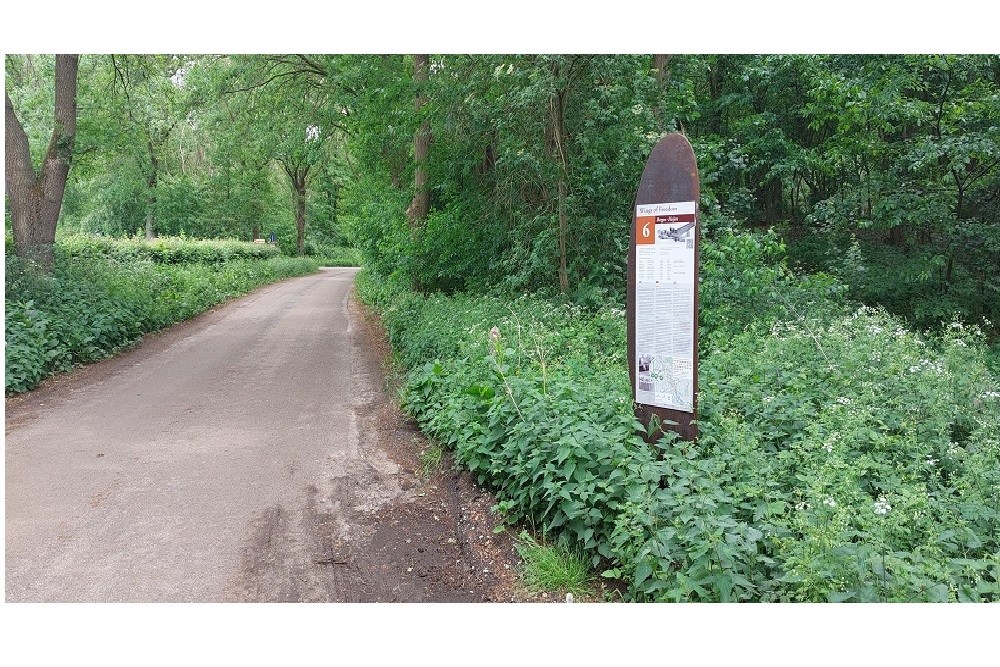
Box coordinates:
[515,531,595,600]
[419,442,444,477]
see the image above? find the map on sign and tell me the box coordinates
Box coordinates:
[634,201,696,412]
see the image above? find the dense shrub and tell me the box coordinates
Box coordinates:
[786,229,1000,341]
[357,229,1000,602]
[55,234,280,264]
[301,241,362,267]
[5,251,318,393]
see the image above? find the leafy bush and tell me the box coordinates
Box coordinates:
[786,228,1000,341]
[301,241,362,267]
[357,228,1000,602]
[54,233,280,264]
[5,252,318,393]
[341,174,412,280]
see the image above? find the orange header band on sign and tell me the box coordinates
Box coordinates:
[636,216,656,245]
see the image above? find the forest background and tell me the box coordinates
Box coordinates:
[7,52,999,336]
[1,10,996,655]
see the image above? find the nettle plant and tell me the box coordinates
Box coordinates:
[359,250,998,601]
[698,307,1000,601]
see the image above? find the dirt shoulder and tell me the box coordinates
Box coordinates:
[343,290,529,602]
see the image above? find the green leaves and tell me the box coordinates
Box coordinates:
[57,234,280,264]
[5,239,318,394]
[359,256,1000,602]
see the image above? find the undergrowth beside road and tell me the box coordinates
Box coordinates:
[306,243,362,267]
[516,531,594,600]
[54,233,281,263]
[356,230,1000,602]
[5,239,319,393]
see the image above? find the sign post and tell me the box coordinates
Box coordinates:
[627,133,699,443]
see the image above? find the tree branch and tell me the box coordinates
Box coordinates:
[5,91,36,183]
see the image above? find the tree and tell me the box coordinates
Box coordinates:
[5,54,79,270]
[107,55,192,239]
[206,55,344,255]
[406,54,431,228]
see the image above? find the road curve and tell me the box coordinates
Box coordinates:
[5,267,417,602]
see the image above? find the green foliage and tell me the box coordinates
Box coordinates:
[357,224,1000,602]
[302,243,361,267]
[788,228,1000,337]
[699,229,847,351]
[341,174,412,279]
[516,531,595,598]
[53,233,280,263]
[5,239,317,393]
[419,442,445,478]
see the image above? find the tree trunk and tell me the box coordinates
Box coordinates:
[549,59,571,295]
[888,224,904,246]
[651,54,672,132]
[145,156,158,239]
[295,178,307,256]
[406,54,430,229]
[5,54,79,272]
[283,162,310,256]
[557,174,569,294]
[707,56,723,135]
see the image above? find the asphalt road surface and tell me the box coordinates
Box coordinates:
[5,267,517,602]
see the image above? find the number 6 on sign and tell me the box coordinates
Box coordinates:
[636,215,656,245]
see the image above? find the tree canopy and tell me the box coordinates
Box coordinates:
[5,53,999,332]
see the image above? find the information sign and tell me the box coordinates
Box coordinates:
[627,134,699,442]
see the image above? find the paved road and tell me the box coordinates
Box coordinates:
[5,267,438,602]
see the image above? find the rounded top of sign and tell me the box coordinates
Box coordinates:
[649,132,695,164]
[636,133,699,207]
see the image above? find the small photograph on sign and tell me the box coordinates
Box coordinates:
[638,354,652,373]
[656,221,696,243]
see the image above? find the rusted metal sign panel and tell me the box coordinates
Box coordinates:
[627,133,700,443]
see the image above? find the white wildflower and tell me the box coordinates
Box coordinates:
[983,391,1000,399]
[795,501,810,511]
[823,497,837,508]
[823,442,833,453]
[874,495,891,516]
[926,455,938,466]
[763,396,774,404]
[836,397,851,405]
